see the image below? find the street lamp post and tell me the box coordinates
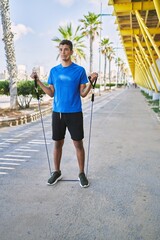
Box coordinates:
[98,1,112,92]
[98,1,102,94]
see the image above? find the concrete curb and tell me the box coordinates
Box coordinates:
[0,107,52,128]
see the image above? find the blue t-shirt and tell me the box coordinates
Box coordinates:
[48,62,88,113]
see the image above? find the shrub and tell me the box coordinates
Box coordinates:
[0,80,9,95]
[141,90,160,114]
[17,80,48,108]
[141,90,152,100]
[117,83,124,88]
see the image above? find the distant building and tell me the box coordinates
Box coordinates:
[0,65,47,81]
[17,65,27,81]
[0,72,5,80]
[0,70,9,80]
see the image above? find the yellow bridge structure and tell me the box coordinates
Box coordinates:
[108,0,160,99]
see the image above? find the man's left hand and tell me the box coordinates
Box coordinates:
[90,72,98,83]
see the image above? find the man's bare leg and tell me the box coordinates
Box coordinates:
[53,139,64,171]
[73,140,89,187]
[73,140,85,173]
[47,140,64,185]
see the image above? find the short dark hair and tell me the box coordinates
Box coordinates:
[59,39,73,51]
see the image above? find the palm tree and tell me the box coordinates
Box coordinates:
[79,12,101,73]
[0,0,18,109]
[107,47,115,89]
[100,38,112,89]
[115,57,123,86]
[119,60,125,83]
[52,23,86,63]
[123,67,130,85]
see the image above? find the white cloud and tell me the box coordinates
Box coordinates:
[0,23,33,41]
[11,23,33,41]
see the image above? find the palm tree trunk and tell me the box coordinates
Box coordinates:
[109,59,111,90]
[90,36,93,73]
[103,55,107,90]
[116,65,119,87]
[0,0,18,109]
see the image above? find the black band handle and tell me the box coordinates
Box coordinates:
[88,76,97,89]
[34,76,39,100]
[88,76,98,102]
[34,77,38,88]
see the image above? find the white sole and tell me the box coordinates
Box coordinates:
[47,175,62,186]
[78,177,89,188]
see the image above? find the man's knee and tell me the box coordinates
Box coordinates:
[54,140,64,150]
[73,140,84,150]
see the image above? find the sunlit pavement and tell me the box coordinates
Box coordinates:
[0,88,160,240]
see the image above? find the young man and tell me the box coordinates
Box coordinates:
[31,39,98,188]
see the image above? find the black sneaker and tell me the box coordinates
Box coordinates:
[78,172,89,188]
[47,171,62,185]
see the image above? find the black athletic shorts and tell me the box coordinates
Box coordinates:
[52,111,84,141]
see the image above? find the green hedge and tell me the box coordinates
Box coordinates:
[95,83,124,89]
[0,80,10,95]
[0,80,48,108]
[141,90,152,100]
[17,80,47,98]
[141,90,160,114]
[17,80,48,108]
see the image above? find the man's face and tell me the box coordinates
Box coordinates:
[59,44,73,61]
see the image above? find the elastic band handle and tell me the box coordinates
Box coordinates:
[34,77,38,88]
[88,76,97,89]
[88,76,98,102]
[34,76,39,100]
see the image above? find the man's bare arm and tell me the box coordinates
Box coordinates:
[80,72,98,98]
[30,72,54,98]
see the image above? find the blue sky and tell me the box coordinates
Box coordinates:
[0,0,126,75]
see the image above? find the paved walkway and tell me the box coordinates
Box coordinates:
[0,88,160,240]
[86,87,160,240]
